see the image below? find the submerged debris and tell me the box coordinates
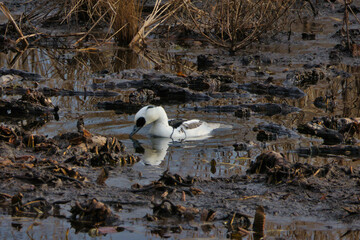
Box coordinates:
[70,198,115,224]
[226,211,252,239]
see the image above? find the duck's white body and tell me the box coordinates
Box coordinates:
[130,105,221,139]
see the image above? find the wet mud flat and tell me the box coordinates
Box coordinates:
[1,119,360,239]
[1,79,360,239]
[1,0,360,239]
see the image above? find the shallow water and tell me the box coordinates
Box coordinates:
[1,7,360,238]
[2,213,360,239]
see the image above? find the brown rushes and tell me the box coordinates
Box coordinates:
[182,0,295,52]
[108,0,142,45]
[130,0,185,47]
[4,0,296,50]
[64,0,183,47]
[63,0,142,46]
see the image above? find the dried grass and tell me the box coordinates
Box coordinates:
[64,0,184,47]
[130,0,185,47]
[182,0,296,52]
[0,2,28,46]
[62,0,142,46]
[2,0,296,50]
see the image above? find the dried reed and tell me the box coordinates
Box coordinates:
[0,2,28,46]
[130,0,185,47]
[182,0,296,52]
[63,0,142,46]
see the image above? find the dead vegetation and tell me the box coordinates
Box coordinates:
[1,0,359,54]
[0,0,297,51]
[62,0,143,46]
[181,0,296,52]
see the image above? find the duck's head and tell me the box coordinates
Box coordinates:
[129,105,166,137]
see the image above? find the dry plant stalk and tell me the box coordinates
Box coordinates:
[182,0,295,52]
[64,0,142,46]
[0,2,28,46]
[109,0,142,44]
[20,0,185,47]
[130,0,185,47]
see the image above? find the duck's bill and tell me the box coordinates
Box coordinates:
[129,125,142,138]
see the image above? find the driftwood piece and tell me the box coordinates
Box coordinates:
[297,145,360,157]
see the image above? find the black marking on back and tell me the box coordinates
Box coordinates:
[168,119,186,129]
[183,120,203,129]
[147,105,155,109]
[136,117,146,127]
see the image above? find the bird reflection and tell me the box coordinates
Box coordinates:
[130,135,212,166]
[130,137,172,166]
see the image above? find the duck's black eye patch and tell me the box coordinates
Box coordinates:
[136,117,146,127]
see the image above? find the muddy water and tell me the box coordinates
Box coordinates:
[2,213,360,239]
[1,10,360,239]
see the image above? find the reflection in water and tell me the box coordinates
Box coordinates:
[131,137,171,166]
[131,135,212,166]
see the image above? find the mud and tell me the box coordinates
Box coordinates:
[1,0,360,239]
